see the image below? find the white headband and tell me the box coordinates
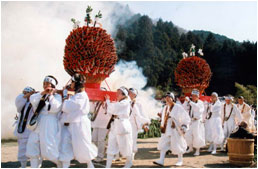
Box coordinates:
[211,92,218,98]
[225,96,233,101]
[129,88,138,96]
[44,76,57,86]
[119,87,128,96]
[166,92,175,100]
[23,86,35,93]
[191,89,200,97]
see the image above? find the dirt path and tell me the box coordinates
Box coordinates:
[1,138,254,168]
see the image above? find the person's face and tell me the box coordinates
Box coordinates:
[238,99,244,105]
[191,94,198,102]
[165,96,173,104]
[128,91,136,100]
[179,96,185,103]
[116,89,125,101]
[43,82,53,90]
[225,99,231,104]
[70,81,75,90]
[211,95,217,102]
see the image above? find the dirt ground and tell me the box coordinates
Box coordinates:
[1,138,256,168]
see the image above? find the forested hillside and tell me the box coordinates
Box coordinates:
[114,14,257,96]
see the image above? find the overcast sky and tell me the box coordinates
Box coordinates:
[121,1,257,42]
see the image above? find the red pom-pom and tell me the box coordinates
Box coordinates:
[63,26,117,83]
[174,56,212,94]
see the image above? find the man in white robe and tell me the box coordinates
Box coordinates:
[61,73,97,168]
[185,89,205,156]
[237,96,255,132]
[91,87,111,162]
[176,93,190,112]
[105,87,133,168]
[204,100,213,149]
[26,75,62,167]
[14,87,35,168]
[154,92,190,166]
[128,88,150,160]
[205,92,224,154]
[221,95,242,150]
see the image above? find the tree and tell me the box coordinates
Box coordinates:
[235,82,256,106]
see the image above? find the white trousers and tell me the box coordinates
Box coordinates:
[107,128,133,157]
[131,123,139,153]
[59,125,74,163]
[185,120,205,149]
[18,137,29,162]
[92,128,108,158]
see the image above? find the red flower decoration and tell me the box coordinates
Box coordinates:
[63,26,117,83]
[174,56,212,94]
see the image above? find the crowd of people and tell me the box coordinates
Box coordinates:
[13,74,256,168]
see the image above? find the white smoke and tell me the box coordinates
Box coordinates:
[1,2,160,139]
[102,60,162,119]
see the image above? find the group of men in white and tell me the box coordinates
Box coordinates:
[14,74,150,168]
[153,89,256,167]
[14,74,256,168]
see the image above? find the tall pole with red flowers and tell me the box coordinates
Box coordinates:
[63,6,117,101]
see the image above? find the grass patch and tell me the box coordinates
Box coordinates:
[1,138,17,143]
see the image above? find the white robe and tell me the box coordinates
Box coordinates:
[14,94,34,162]
[106,98,133,157]
[91,102,110,159]
[208,100,224,145]
[157,105,170,152]
[251,109,256,131]
[91,102,111,129]
[158,104,190,155]
[185,100,206,149]
[62,91,97,163]
[26,93,62,163]
[221,103,242,139]
[237,103,254,131]
[129,102,150,153]
[204,102,212,143]
[176,100,190,112]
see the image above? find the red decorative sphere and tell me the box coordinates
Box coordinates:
[174,56,212,94]
[63,26,117,83]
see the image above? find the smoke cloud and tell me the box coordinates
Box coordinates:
[1,2,160,139]
[102,60,161,119]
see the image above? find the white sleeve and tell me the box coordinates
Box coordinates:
[211,102,221,115]
[176,106,191,126]
[29,93,43,112]
[245,104,252,118]
[190,101,204,119]
[134,105,150,125]
[160,106,167,127]
[62,97,80,114]
[15,94,27,112]
[84,95,90,115]
[48,94,62,114]
[233,104,242,123]
[106,100,129,116]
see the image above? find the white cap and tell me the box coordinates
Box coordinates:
[119,87,128,96]
[165,92,175,100]
[225,95,233,101]
[211,92,218,98]
[23,86,35,93]
[44,76,58,87]
[129,88,138,96]
[191,89,200,97]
